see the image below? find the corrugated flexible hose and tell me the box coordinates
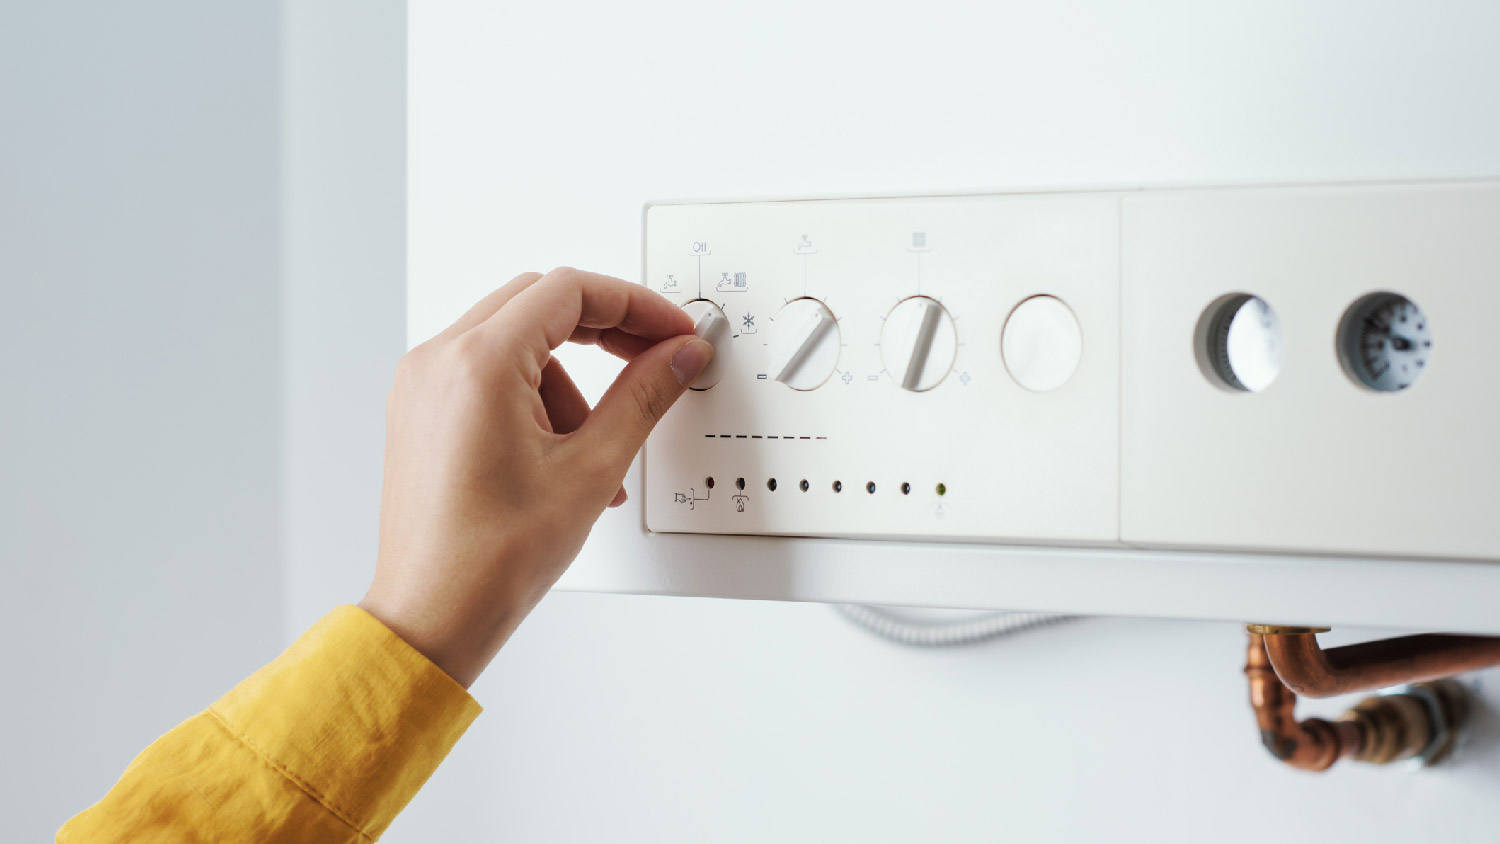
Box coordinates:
[833,604,1079,648]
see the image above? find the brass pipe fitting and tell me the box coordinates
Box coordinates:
[1261,630,1500,699]
[1246,632,1473,772]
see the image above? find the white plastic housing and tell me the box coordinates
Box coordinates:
[645,183,1500,565]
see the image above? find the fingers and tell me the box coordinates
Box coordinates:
[571,326,659,361]
[434,272,544,342]
[570,335,713,478]
[479,267,694,373]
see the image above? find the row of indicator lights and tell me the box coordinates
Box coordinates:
[706,477,947,496]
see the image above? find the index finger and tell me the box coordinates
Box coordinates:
[478,267,694,372]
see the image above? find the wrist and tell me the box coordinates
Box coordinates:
[356,588,520,689]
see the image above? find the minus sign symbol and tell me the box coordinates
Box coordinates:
[756,374,767,380]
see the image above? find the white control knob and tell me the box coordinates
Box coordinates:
[767,298,840,390]
[1002,295,1082,392]
[880,296,957,391]
[682,299,732,389]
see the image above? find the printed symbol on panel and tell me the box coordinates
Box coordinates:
[933,503,946,519]
[958,371,972,386]
[690,241,711,256]
[716,271,749,292]
[740,312,757,334]
[673,487,711,511]
[865,374,879,382]
[661,274,680,292]
[732,493,749,513]
[793,234,817,255]
[907,231,931,252]
[840,371,853,385]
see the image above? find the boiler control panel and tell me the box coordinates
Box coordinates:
[642,184,1500,562]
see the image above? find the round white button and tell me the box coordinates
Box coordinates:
[681,299,732,389]
[1002,296,1082,392]
[767,298,840,390]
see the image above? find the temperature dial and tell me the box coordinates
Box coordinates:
[1338,292,1431,392]
[681,299,732,389]
[880,296,957,391]
[767,298,840,390]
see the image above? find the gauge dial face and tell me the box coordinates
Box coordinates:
[1339,293,1431,392]
[1200,294,1282,392]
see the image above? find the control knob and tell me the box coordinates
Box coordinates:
[880,296,957,391]
[767,298,841,390]
[681,299,732,389]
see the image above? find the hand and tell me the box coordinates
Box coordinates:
[358,268,713,688]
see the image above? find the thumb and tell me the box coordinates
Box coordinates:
[577,334,714,476]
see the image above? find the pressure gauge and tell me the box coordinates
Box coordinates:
[1337,292,1431,392]
[1196,294,1283,392]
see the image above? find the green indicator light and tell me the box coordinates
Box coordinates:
[936,483,947,496]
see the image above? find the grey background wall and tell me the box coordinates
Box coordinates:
[9,2,1500,842]
[1,3,283,840]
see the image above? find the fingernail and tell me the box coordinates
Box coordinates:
[670,337,714,386]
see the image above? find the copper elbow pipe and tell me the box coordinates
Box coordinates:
[1260,630,1500,699]
[1245,633,1362,771]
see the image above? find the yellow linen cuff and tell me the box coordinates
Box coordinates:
[209,605,481,840]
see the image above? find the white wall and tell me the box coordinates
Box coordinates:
[0,3,283,839]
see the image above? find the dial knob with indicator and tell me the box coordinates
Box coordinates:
[681,299,732,389]
[767,298,841,390]
[880,296,957,391]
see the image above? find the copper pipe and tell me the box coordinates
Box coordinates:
[1261,631,1500,699]
[1245,632,1362,771]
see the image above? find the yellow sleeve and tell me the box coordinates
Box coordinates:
[58,605,482,843]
